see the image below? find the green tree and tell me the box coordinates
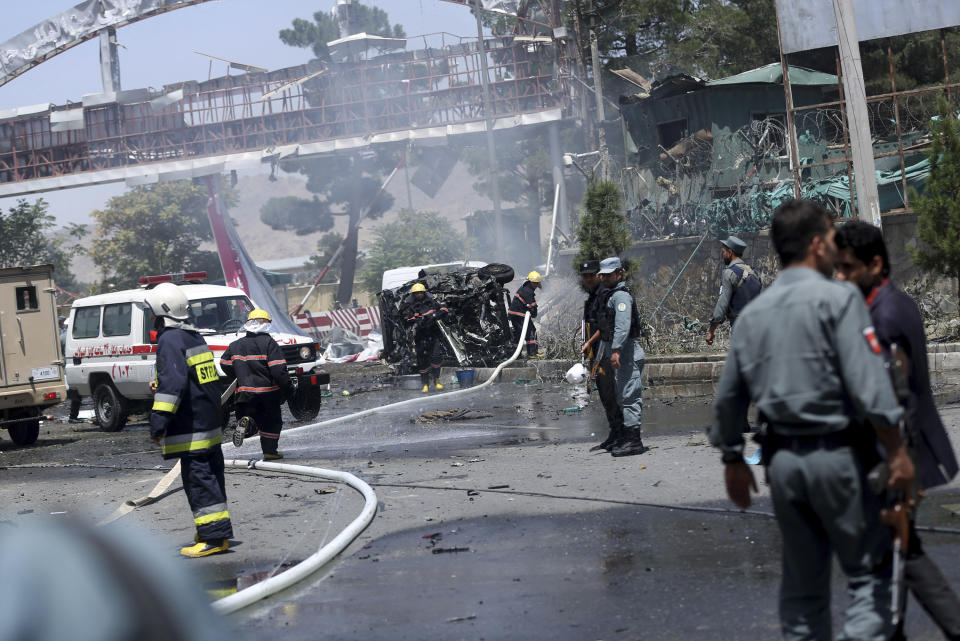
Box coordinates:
[90,181,235,290]
[268,2,405,305]
[910,96,960,310]
[306,231,357,283]
[573,179,635,277]
[0,198,85,292]
[359,210,467,293]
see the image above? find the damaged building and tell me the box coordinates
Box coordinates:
[618,62,935,237]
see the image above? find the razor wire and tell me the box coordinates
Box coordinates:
[619,98,951,240]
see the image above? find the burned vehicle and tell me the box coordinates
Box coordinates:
[378,264,516,371]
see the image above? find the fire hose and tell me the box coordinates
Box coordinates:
[111,313,533,611]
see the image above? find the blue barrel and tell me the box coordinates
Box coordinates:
[455,369,475,387]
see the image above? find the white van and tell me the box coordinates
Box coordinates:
[65,273,329,431]
[380,261,488,291]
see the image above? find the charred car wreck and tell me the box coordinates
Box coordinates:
[378,264,516,371]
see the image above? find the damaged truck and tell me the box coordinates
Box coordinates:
[377,263,517,371]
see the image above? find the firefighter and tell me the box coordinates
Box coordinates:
[146,282,233,558]
[509,271,541,358]
[221,308,293,460]
[407,282,448,393]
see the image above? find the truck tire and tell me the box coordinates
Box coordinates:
[288,389,322,422]
[7,410,40,446]
[478,263,514,285]
[93,381,129,432]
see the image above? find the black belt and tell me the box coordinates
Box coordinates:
[768,427,857,452]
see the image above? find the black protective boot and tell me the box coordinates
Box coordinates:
[610,432,647,457]
[590,426,621,452]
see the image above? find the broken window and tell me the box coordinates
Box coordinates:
[657,119,688,149]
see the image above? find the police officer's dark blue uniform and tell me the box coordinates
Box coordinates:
[579,259,624,452]
[146,283,233,558]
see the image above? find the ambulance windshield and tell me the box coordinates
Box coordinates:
[186,296,255,333]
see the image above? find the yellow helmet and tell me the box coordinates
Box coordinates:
[527,271,542,283]
[247,308,271,322]
[411,283,427,293]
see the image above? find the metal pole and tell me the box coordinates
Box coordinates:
[99,28,121,94]
[403,144,414,212]
[589,29,609,180]
[548,121,569,234]
[775,13,801,198]
[545,184,561,277]
[832,0,882,228]
[474,0,505,261]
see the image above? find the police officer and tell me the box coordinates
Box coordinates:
[711,200,914,640]
[407,282,448,393]
[221,308,293,460]
[509,271,541,358]
[146,282,233,558]
[836,220,960,640]
[706,235,761,345]
[596,257,646,457]
[579,259,624,452]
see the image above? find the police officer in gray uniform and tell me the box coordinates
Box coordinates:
[597,257,646,457]
[711,200,914,641]
[706,235,761,345]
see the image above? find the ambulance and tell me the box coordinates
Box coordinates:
[64,272,329,432]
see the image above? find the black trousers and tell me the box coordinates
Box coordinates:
[236,391,284,454]
[180,447,233,542]
[510,316,538,356]
[594,355,623,436]
[415,328,443,385]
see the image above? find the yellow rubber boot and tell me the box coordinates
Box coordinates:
[180,539,229,558]
[421,384,429,393]
[435,382,444,391]
[263,451,284,460]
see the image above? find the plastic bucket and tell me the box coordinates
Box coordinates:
[455,369,475,388]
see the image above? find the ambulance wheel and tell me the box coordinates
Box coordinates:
[7,410,40,446]
[93,382,128,432]
[288,390,321,422]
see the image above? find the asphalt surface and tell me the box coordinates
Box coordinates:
[3,362,960,640]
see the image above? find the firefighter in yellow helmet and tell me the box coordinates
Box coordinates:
[220,308,293,459]
[406,282,450,392]
[508,271,541,358]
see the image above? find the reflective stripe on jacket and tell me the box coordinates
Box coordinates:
[149,327,223,459]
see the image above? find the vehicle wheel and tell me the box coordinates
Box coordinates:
[478,263,514,285]
[93,381,128,432]
[288,389,322,422]
[7,410,40,446]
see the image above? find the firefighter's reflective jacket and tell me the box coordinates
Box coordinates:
[150,327,223,459]
[406,293,448,330]
[220,332,293,403]
[509,281,538,319]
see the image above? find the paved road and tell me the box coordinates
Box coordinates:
[3,369,960,640]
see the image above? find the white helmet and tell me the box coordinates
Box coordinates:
[143,282,191,328]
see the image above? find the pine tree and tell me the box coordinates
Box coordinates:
[910,96,960,313]
[573,179,636,278]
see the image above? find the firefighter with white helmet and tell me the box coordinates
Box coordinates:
[508,271,542,358]
[406,282,449,393]
[220,308,293,459]
[146,282,233,557]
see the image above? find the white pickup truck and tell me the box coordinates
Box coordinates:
[64,273,329,431]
